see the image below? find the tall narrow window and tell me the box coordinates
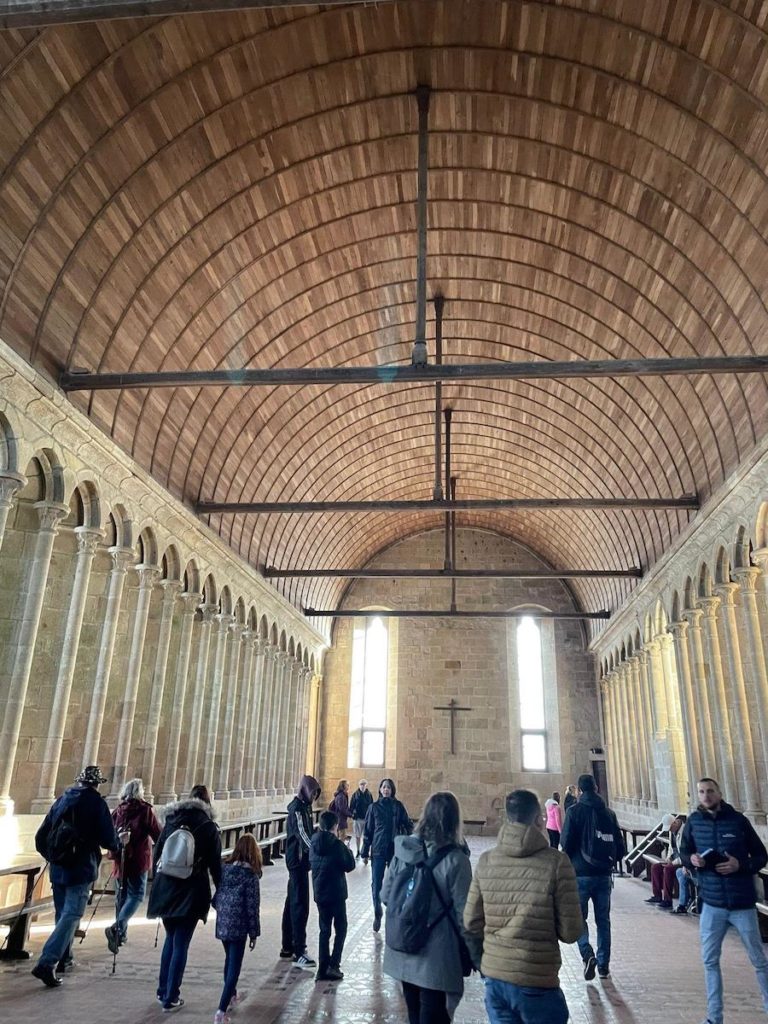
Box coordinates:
[517,616,547,770]
[349,616,388,767]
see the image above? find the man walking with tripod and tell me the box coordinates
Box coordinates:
[32,764,122,988]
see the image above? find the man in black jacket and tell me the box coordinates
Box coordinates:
[281,774,321,969]
[310,811,356,982]
[560,773,625,982]
[680,777,768,1024]
[32,765,122,988]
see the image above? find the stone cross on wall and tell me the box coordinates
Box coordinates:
[433,697,472,755]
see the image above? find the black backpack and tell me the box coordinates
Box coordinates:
[580,805,617,869]
[385,842,453,954]
[46,808,86,867]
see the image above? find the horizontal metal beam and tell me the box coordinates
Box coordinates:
[266,566,642,579]
[304,608,610,620]
[59,356,768,392]
[199,496,698,514]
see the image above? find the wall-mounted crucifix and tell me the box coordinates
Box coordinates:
[433,697,472,754]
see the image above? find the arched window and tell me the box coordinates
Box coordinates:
[517,616,547,771]
[348,616,388,767]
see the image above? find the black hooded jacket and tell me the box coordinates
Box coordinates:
[286,774,320,871]
[361,780,412,861]
[310,829,355,905]
[559,790,625,877]
[147,798,222,922]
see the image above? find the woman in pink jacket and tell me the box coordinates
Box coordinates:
[544,793,563,848]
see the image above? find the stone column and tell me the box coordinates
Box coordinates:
[281,659,301,793]
[255,643,276,795]
[0,499,68,809]
[683,607,718,779]
[658,631,690,808]
[292,667,310,784]
[714,583,762,819]
[628,657,650,804]
[140,580,182,801]
[733,566,768,795]
[618,663,638,802]
[305,672,322,777]
[645,639,669,734]
[0,471,24,551]
[157,592,201,803]
[109,565,159,801]
[202,613,233,786]
[242,639,266,797]
[230,631,256,799]
[183,604,216,793]
[215,623,245,799]
[606,672,626,799]
[268,652,290,795]
[699,596,739,803]
[32,526,103,811]
[669,620,701,806]
[637,651,658,806]
[83,546,134,764]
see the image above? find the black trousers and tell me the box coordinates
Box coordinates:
[281,867,310,955]
[317,900,347,971]
[402,982,450,1024]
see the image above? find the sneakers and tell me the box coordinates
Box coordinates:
[31,964,62,988]
[163,998,184,1013]
[56,956,74,972]
[670,904,688,914]
[279,948,294,959]
[644,895,661,904]
[583,955,597,981]
[597,965,610,979]
[656,900,673,909]
[213,1012,231,1024]
[292,953,316,970]
[327,967,344,981]
[105,924,119,955]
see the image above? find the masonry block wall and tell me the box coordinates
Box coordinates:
[319,528,600,825]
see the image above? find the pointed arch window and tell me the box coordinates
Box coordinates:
[348,616,388,767]
[517,616,547,771]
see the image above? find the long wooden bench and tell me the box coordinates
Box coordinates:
[0,857,51,961]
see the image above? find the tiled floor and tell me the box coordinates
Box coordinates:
[1,838,766,1023]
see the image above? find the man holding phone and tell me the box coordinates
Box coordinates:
[681,777,768,1024]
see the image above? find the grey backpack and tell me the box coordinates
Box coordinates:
[157,825,197,879]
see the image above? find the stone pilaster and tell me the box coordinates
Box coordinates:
[214,623,244,799]
[669,620,700,805]
[682,607,718,778]
[183,604,216,793]
[157,592,201,804]
[268,651,289,795]
[202,613,233,786]
[281,658,301,792]
[241,638,266,797]
[628,656,650,804]
[733,566,768,802]
[699,596,739,803]
[230,631,256,799]
[32,526,103,811]
[636,651,658,806]
[0,499,68,809]
[141,579,182,802]
[255,643,276,795]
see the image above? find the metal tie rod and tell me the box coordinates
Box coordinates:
[304,608,611,620]
[60,355,768,391]
[199,496,698,514]
[265,567,642,579]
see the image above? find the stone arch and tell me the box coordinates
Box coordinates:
[105,503,132,549]
[279,629,287,653]
[246,605,258,631]
[183,559,201,594]
[671,590,682,622]
[202,572,218,606]
[137,526,159,567]
[259,614,269,641]
[233,596,246,625]
[714,546,731,586]
[161,543,182,582]
[270,622,278,647]
[310,652,316,671]
[643,611,654,644]
[652,599,667,637]
[633,628,642,652]
[0,411,19,473]
[756,501,768,550]
[733,524,752,570]
[19,448,65,504]
[697,563,714,600]
[219,585,233,616]
[288,636,295,658]
[65,478,101,530]
[683,576,696,610]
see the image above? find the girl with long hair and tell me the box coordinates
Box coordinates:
[212,833,262,1023]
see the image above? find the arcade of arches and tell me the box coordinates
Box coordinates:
[1,0,768,861]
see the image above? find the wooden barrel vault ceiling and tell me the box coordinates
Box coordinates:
[1,0,768,635]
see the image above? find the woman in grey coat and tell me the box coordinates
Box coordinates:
[381,791,474,1024]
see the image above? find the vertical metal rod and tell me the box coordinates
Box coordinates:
[450,475,458,612]
[444,408,452,571]
[412,85,431,367]
[433,294,444,500]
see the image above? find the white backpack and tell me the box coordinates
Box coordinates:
[157,825,197,879]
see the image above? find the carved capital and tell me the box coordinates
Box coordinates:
[160,579,183,602]
[215,612,234,633]
[0,471,24,508]
[228,622,245,641]
[180,591,203,614]
[732,566,761,594]
[134,564,160,590]
[198,602,218,624]
[682,606,704,628]
[669,620,689,641]
[713,582,738,608]
[109,545,134,574]
[698,595,721,619]
[74,525,103,556]
[34,500,69,533]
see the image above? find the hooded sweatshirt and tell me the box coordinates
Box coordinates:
[361,779,412,861]
[310,829,356,904]
[464,821,583,988]
[286,774,320,871]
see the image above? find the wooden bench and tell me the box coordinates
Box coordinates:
[0,857,51,961]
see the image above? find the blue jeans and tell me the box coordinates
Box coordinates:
[676,867,691,909]
[219,937,247,1012]
[158,917,197,1007]
[38,882,90,968]
[576,874,612,968]
[116,872,147,936]
[371,856,388,917]
[484,977,569,1024]
[699,903,768,1024]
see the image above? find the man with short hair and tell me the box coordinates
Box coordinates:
[680,776,768,1024]
[559,773,625,981]
[32,765,122,988]
[464,789,583,1024]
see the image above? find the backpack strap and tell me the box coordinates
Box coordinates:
[427,845,470,950]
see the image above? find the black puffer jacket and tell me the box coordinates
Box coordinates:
[361,781,412,861]
[148,799,222,922]
[349,788,373,821]
[681,801,767,910]
[310,830,355,904]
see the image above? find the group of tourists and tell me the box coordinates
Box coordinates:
[25,763,768,1024]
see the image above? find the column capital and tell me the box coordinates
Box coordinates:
[159,579,183,601]
[254,637,267,655]
[732,566,761,592]
[180,591,202,613]
[698,595,721,618]
[228,621,245,640]
[74,525,103,555]
[682,606,704,628]
[0,470,24,507]
[713,582,739,607]
[653,631,673,651]
[668,619,689,640]
[198,601,217,623]
[214,612,234,632]
[642,639,660,656]
[134,563,160,589]
[241,628,255,643]
[109,545,134,572]
[752,547,768,570]
[34,499,69,532]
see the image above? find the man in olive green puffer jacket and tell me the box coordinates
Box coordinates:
[464,789,584,1024]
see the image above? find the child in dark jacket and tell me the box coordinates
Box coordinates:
[211,834,262,1024]
[310,811,356,983]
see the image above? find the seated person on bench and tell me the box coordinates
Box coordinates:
[645,813,683,909]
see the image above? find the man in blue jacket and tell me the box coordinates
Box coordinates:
[32,765,122,988]
[680,776,768,1024]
